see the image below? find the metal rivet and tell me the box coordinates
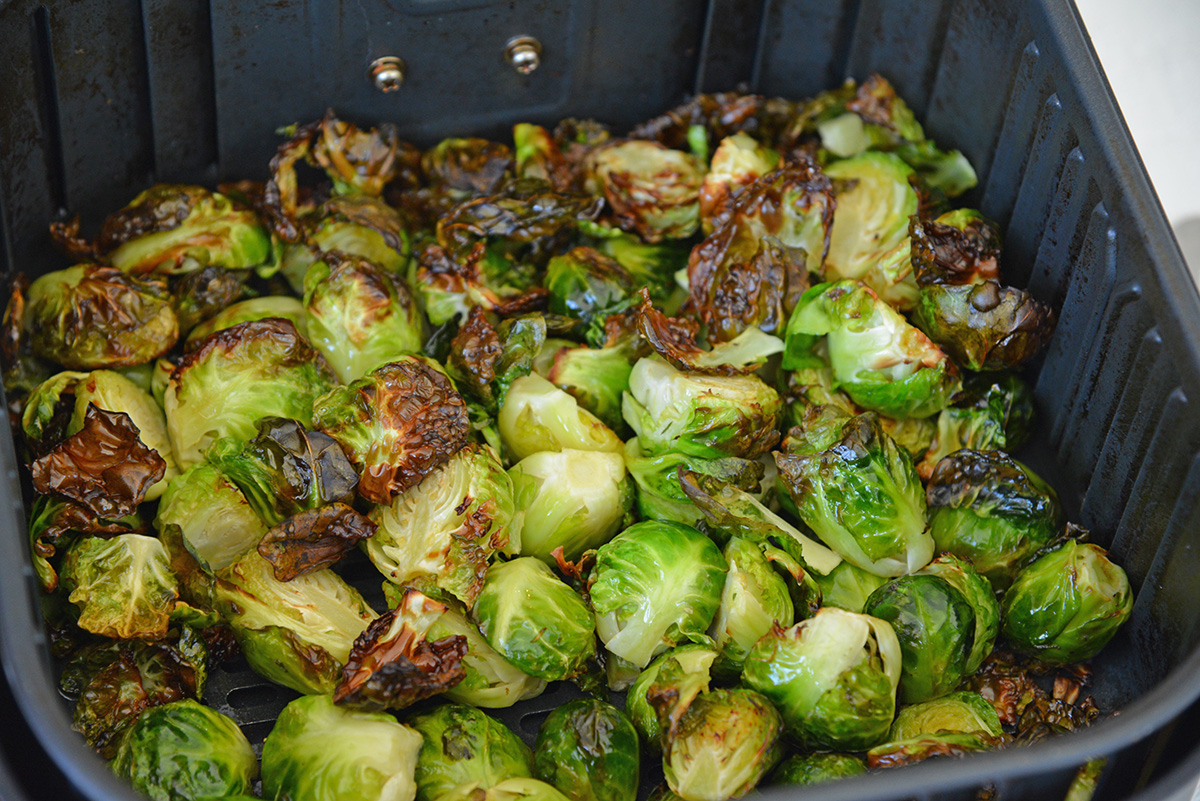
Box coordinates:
[369,56,406,93]
[505,35,542,75]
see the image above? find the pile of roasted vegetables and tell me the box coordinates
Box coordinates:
[1,75,1132,801]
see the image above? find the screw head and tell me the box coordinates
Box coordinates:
[505,36,542,75]
[369,57,405,93]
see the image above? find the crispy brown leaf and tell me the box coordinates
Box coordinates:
[634,289,763,376]
[49,216,97,261]
[95,186,205,254]
[258,503,378,581]
[31,404,166,518]
[910,215,1002,288]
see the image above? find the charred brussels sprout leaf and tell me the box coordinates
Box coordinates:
[112,700,256,801]
[258,503,377,581]
[261,694,423,801]
[867,691,1005,768]
[313,358,469,504]
[27,265,179,369]
[499,373,623,461]
[96,184,271,276]
[535,698,640,801]
[589,521,727,669]
[698,133,780,230]
[707,537,795,677]
[783,280,960,418]
[448,309,546,415]
[1001,539,1133,664]
[910,210,1002,287]
[545,246,640,329]
[368,443,517,608]
[864,575,976,704]
[627,644,717,750]
[334,589,466,711]
[773,753,867,786]
[661,688,783,801]
[471,557,596,681]
[584,141,705,242]
[170,265,249,333]
[155,462,266,573]
[28,494,143,592]
[410,703,535,801]
[423,137,514,194]
[303,251,425,383]
[427,602,547,708]
[165,318,337,470]
[414,238,546,328]
[775,409,931,576]
[184,296,307,347]
[926,450,1064,589]
[919,372,1035,478]
[207,417,358,527]
[60,534,179,640]
[510,448,632,563]
[742,608,901,750]
[689,158,834,341]
[919,554,1000,674]
[633,291,784,376]
[630,92,790,153]
[514,123,573,190]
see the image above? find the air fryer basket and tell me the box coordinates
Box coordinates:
[2,1,1199,799]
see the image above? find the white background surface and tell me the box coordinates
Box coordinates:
[1075,0,1200,276]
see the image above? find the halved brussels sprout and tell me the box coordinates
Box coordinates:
[867,691,1005,768]
[471,557,596,681]
[60,534,179,640]
[279,194,411,293]
[97,184,271,275]
[410,703,535,801]
[708,538,795,677]
[698,133,780,231]
[624,439,764,528]
[919,372,1035,478]
[313,358,469,504]
[261,694,423,801]
[165,318,337,470]
[662,688,783,801]
[919,554,1000,674]
[913,280,1056,372]
[590,521,727,669]
[214,552,374,694]
[864,574,976,704]
[909,210,1002,288]
[812,560,889,614]
[535,698,640,801]
[1001,539,1133,664]
[303,252,425,383]
[185,296,308,347]
[773,753,867,786]
[368,443,517,608]
[112,700,257,801]
[783,280,959,418]
[26,265,179,370]
[583,141,705,242]
[169,265,250,334]
[425,602,547,708]
[155,462,266,573]
[622,357,781,460]
[499,373,623,461]
[514,123,572,189]
[542,339,637,432]
[436,778,572,801]
[626,644,717,750]
[545,246,640,330]
[775,409,932,576]
[742,608,901,750]
[594,233,689,305]
[510,448,632,563]
[926,450,1064,589]
[448,310,547,416]
[423,137,514,194]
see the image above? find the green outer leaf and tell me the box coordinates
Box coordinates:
[534,698,640,801]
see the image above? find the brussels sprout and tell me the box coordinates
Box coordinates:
[629,91,788,153]
[742,608,901,750]
[698,133,780,230]
[926,450,1064,589]
[626,644,718,750]
[662,688,783,801]
[155,462,267,573]
[633,291,785,376]
[1001,539,1133,664]
[410,703,535,801]
[27,495,141,593]
[425,602,547,708]
[62,631,207,758]
[111,700,256,801]
[214,552,374,694]
[20,369,89,454]
[913,280,1056,372]
[414,239,545,328]
[499,373,623,461]
[60,534,179,640]
[472,557,596,681]
[368,444,517,607]
[589,521,727,669]
[205,416,358,527]
[164,318,337,470]
[773,753,867,786]
[313,358,470,504]
[302,252,425,382]
[784,280,959,418]
[448,310,547,416]
[864,575,976,704]
[542,339,637,432]
[261,694,423,801]
[919,372,1035,478]
[185,297,308,347]
[593,233,689,305]
[169,264,250,334]
[97,185,271,275]
[67,370,179,500]
[535,698,640,801]
[909,210,1001,287]
[624,439,764,528]
[26,265,179,369]
[867,691,1005,767]
[423,137,514,194]
[775,409,932,576]
[708,538,794,676]
[545,247,640,330]
[622,357,782,460]
[437,778,573,801]
[279,194,411,293]
[919,554,1000,674]
[514,123,572,190]
[813,560,889,613]
[511,449,631,563]
[688,158,834,341]
[583,140,705,241]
